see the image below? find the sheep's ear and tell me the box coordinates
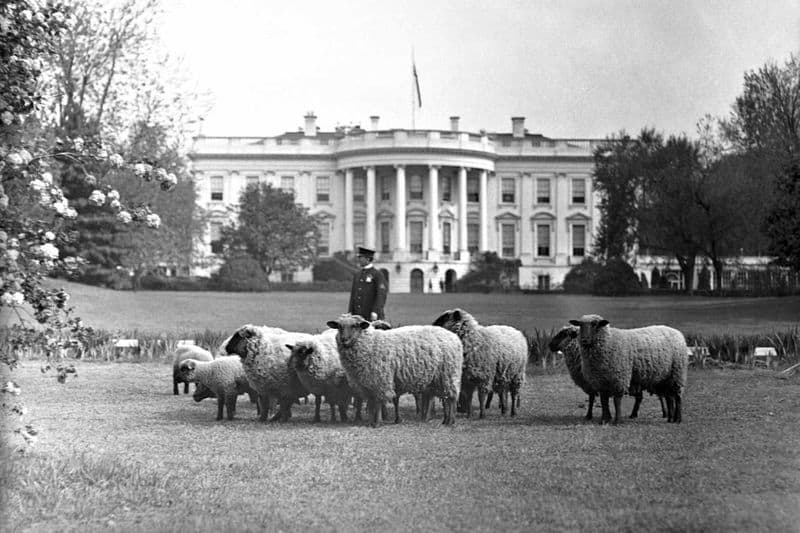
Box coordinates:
[598,319,609,328]
[184,360,196,370]
[568,320,581,326]
[432,312,448,327]
[326,320,339,330]
[285,344,294,352]
[358,320,370,330]
[452,309,461,321]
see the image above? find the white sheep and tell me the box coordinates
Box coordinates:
[569,314,688,424]
[433,308,527,418]
[223,324,312,422]
[172,345,213,395]
[326,313,463,427]
[178,356,257,421]
[286,328,363,423]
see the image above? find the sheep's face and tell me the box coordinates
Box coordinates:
[178,359,197,381]
[193,383,215,402]
[432,309,463,331]
[327,315,370,348]
[225,326,256,359]
[548,327,578,352]
[568,316,609,347]
[287,343,314,371]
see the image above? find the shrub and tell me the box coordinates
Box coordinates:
[563,257,602,293]
[312,252,357,282]
[457,252,521,293]
[211,253,269,291]
[592,258,643,296]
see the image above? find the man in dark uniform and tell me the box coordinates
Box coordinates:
[348,246,387,320]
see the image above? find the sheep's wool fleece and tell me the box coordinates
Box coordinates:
[550,326,593,395]
[172,345,213,371]
[435,309,527,391]
[235,326,312,399]
[289,329,353,403]
[335,317,463,402]
[577,317,688,396]
[185,356,251,397]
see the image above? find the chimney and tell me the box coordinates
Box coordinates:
[511,116,525,138]
[304,112,317,137]
[450,116,460,132]
[370,115,380,130]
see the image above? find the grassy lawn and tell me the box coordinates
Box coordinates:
[4,279,799,336]
[2,362,799,532]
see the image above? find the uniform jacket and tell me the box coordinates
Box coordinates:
[348,266,387,320]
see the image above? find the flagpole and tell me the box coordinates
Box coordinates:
[411,47,416,130]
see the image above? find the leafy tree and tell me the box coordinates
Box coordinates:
[562,257,602,293]
[727,53,800,270]
[457,252,521,292]
[221,184,321,286]
[592,258,642,296]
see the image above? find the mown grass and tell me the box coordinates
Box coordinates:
[2,362,799,532]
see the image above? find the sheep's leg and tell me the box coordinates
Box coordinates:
[665,394,676,423]
[216,395,225,421]
[279,399,292,422]
[329,401,336,423]
[443,396,456,426]
[629,390,643,419]
[509,385,518,417]
[258,394,271,422]
[673,393,682,423]
[456,391,466,413]
[225,394,237,421]
[585,392,595,420]
[476,387,486,419]
[314,396,322,423]
[599,392,611,424]
[367,397,381,428]
[658,395,668,418]
[353,397,363,422]
[500,389,509,417]
[485,391,493,410]
[184,382,189,394]
[380,402,388,422]
[393,396,401,424]
[173,376,179,396]
[338,400,349,422]
[612,394,623,425]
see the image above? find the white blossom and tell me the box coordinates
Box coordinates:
[5,152,23,166]
[1,292,24,307]
[41,171,53,184]
[107,189,120,201]
[20,10,32,22]
[18,149,32,165]
[145,213,161,229]
[0,194,7,209]
[110,199,121,211]
[6,249,19,261]
[154,168,168,182]
[88,190,105,206]
[133,163,147,177]
[73,137,84,152]
[39,243,59,260]
[0,110,13,125]
[29,178,46,191]
[44,231,55,241]
[96,148,108,160]
[117,211,132,224]
[2,381,21,395]
[109,153,124,168]
[64,207,78,219]
[52,12,64,24]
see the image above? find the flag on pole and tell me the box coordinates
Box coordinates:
[413,61,422,108]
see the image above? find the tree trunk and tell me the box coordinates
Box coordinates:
[677,254,696,294]
[712,258,724,293]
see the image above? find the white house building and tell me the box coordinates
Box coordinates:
[189,113,604,293]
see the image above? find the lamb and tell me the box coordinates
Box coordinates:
[326,313,463,427]
[286,328,363,423]
[178,356,257,421]
[433,309,527,418]
[223,324,312,422]
[172,345,213,395]
[549,325,668,421]
[569,314,688,424]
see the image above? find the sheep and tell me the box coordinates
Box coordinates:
[432,309,527,419]
[223,324,312,422]
[286,328,363,423]
[569,314,688,425]
[549,325,668,421]
[326,313,463,427]
[178,356,257,420]
[172,345,213,395]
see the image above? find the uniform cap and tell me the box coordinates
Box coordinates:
[357,246,375,258]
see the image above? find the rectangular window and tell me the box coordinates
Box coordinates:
[281,176,294,195]
[467,223,479,252]
[317,223,329,256]
[209,222,223,254]
[381,176,391,201]
[537,275,550,291]
[409,175,423,200]
[353,222,365,248]
[442,222,451,254]
[467,176,479,202]
[380,222,390,253]
[441,176,452,202]
[353,176,365,203]
[501,223,515,257]
[280,271,294,283]
[501,178,515,203]
[246,175,259,190]
[572,224,585,256]
[409,221,423,253]
[572,178,586,204]
[537,224,550,256]
[536,178,550,204]
[210,176,224,201]
[316,176,330,202]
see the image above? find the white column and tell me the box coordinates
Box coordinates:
[394,164,406,254]
[344,169,353,252]
[428,165,440,254]
[458,166,468,256]
[365,166,376,250]
[479,169,489,251]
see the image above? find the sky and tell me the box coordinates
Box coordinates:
[160,0,800,140]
